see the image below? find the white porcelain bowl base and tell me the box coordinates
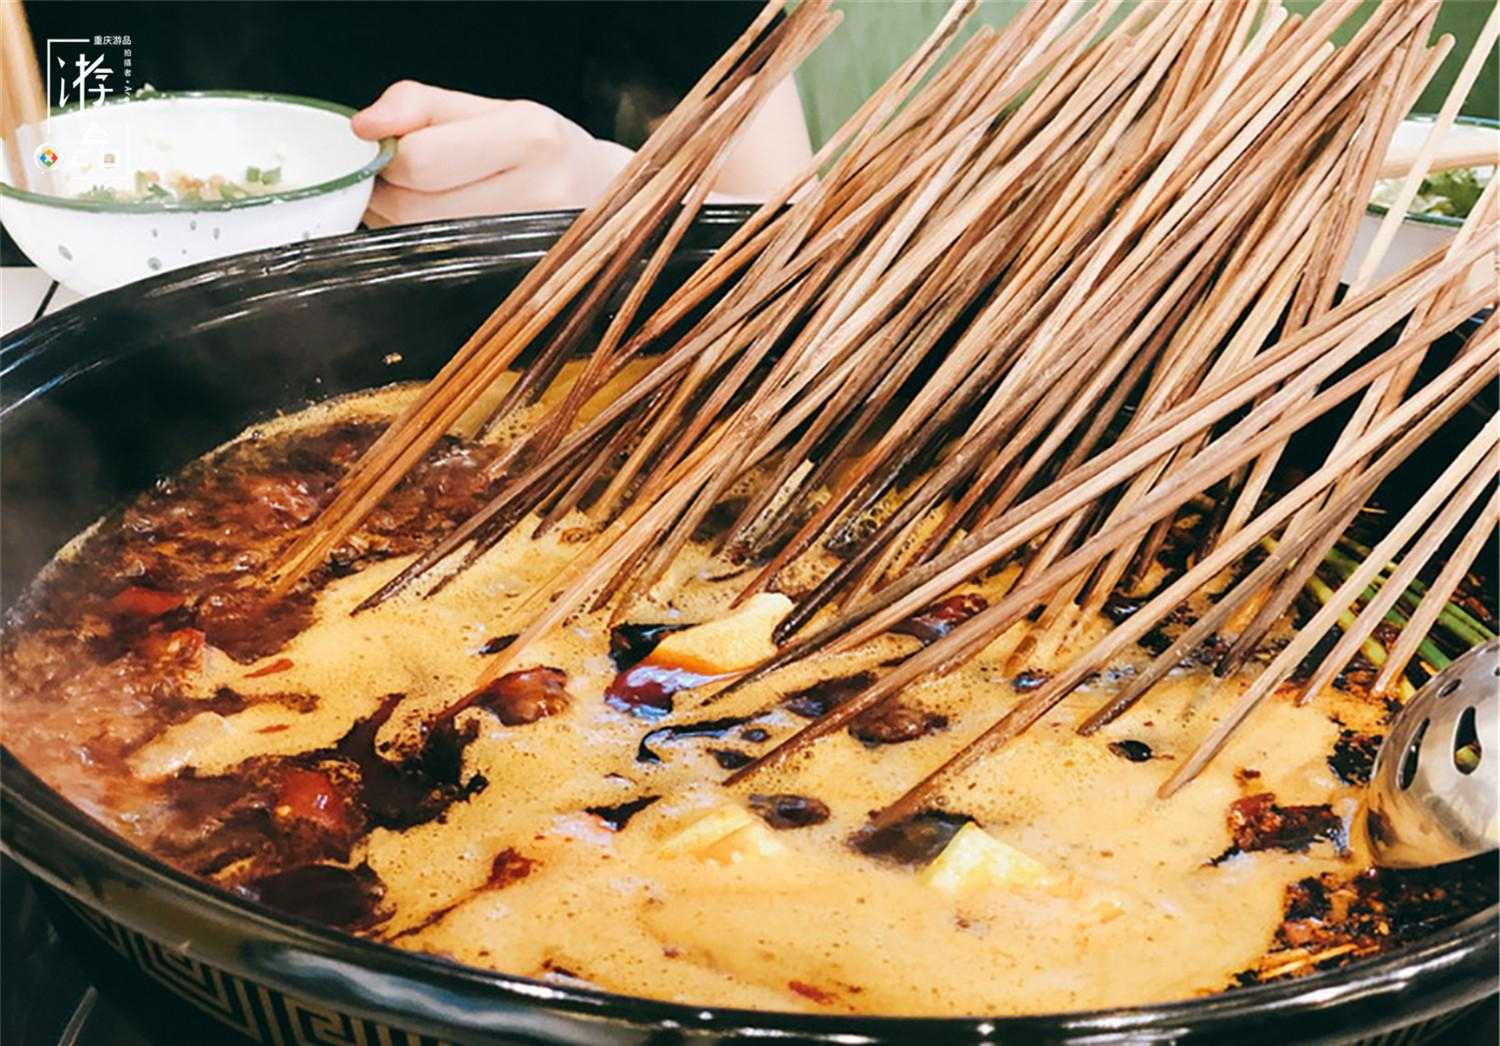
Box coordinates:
[1,92,394,296]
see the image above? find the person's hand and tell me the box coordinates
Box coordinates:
[351,81,634,225]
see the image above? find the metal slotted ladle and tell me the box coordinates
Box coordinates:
[1366,638,1498,868]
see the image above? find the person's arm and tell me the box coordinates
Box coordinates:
[713,76,814,199]
[351,76,811,225]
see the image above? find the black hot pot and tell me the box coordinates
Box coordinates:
[1,209,1496,1044]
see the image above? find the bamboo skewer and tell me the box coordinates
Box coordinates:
[1161,417,1500,797]
[1078,320,1497,734]
[1211,8,1445,497]
[1216,142,1500,679]
[872,376,1494,825]
[1295,443,1500,706]
[769,130,1299,628]
[1372,487,1500,697]
[713,239,1494,704]
[450,2,1152,627]
[730,340,1495,799]
[1356,3,1499,290]
[1214,10,1468,550]
[1380,144,1500,181]
[1050,116,1352,635]
[1078,495,1386,735]
[762,2,1404,627]
[718,303,1486,718]
[720,265,1494,735]
[471,20,1068,531]
[1190,15,1441,543]
[872,335,1499,815]
[261,1,1496,824]
[271,0,838,591]
[0,0,49,194]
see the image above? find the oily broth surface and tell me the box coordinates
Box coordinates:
[4,376,1399,1016]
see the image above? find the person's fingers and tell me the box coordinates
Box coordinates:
[468,138,632,213]
[379,101,574,192]
[367,135,632,225]
[367,171,550,225]
[368,165,569,224]
[351,80,500,140]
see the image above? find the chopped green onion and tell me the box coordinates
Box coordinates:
[1333,539,1495,644]
[1313,562,1451,669]
[1301,571,1394,673]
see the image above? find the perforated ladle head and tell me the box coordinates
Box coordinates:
[1365,638,1498,869]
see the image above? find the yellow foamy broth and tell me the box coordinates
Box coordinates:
[50,373,1384,1016]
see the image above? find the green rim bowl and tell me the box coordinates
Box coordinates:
[0,90,396,295]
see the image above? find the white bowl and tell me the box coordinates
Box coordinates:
[1,91,394,296]
[1343,114,1496,291]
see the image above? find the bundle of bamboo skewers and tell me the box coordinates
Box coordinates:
[271,0,1499,816]
[0,0,51,195]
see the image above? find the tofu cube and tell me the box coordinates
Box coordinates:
[918,823,1050,893]
[700,823,788,865]
[648,593,793,675]
[658,803,788,864]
